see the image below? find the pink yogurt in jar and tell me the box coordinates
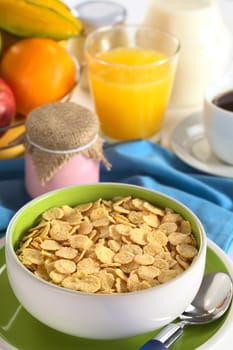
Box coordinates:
[25,153,100,198]
[23,102,110,198]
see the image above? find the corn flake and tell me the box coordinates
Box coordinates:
[95,245,115,264]
[54,259,76,274]
[113,250,134,264]
[40,239,61,251]
[55,247,78,259]
[134,254,155,265]
[69,234,93,250]
[42,207,64,220]
[137,266,160,281]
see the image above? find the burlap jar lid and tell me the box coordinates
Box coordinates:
[24,102,111,185]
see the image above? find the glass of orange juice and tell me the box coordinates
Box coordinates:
[84,25,180,141]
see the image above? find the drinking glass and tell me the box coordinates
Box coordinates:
[84,25,180,141]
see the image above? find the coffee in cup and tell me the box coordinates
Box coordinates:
[203,76,233,165]
[212,90,233,112]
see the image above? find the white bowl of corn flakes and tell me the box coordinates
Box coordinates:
[5,183,207,339]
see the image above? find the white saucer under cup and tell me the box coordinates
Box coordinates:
[171,112,233,178]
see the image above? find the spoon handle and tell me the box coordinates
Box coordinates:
[139,322,184,349]
[138,339,168,349]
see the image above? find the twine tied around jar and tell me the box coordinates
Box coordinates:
[15,102,111,186]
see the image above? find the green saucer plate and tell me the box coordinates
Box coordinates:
[0,241,231,350]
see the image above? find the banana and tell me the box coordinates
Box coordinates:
[0,0,82,40]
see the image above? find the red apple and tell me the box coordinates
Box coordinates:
[0,77,16,137]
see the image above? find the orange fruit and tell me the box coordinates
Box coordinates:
[0,38,76,116]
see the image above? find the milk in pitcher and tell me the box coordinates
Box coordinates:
[143,0,232,108]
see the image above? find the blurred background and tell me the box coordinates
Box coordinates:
[64,0,233,39]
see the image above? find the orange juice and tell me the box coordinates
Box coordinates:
[87,47,175,140]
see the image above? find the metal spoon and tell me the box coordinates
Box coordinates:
[139,272,233,350]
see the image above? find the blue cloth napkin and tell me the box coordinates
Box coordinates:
[1,140,233,253]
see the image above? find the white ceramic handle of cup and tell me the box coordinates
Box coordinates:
[203,76,233,165]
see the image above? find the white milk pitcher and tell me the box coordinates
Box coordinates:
[142,0,232,108]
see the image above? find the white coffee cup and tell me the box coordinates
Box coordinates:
[203,76,233,165]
